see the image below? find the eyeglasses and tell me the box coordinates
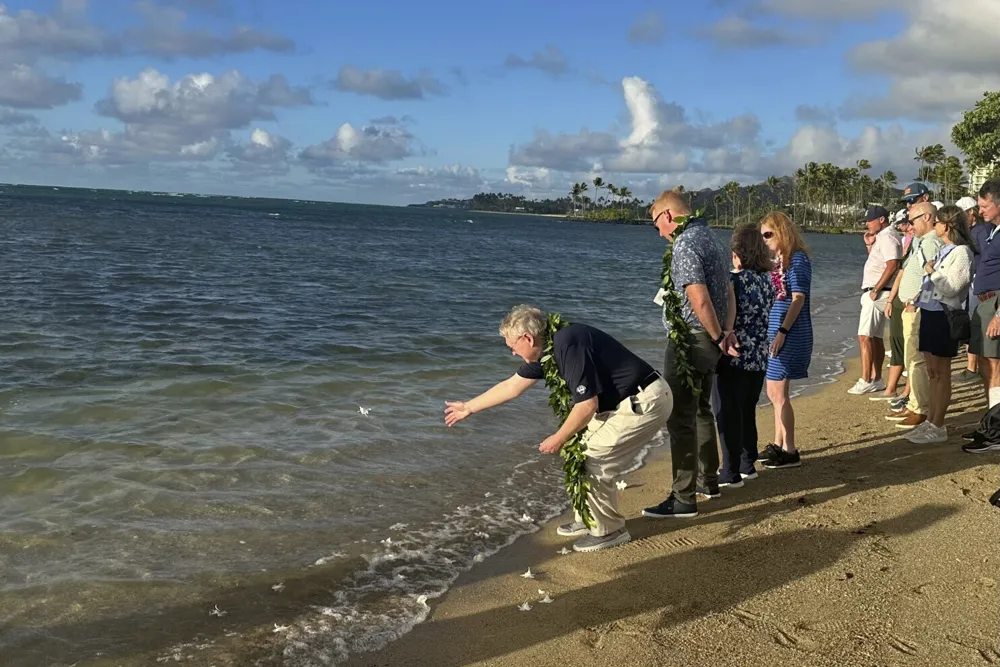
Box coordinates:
[651,209,674,226]
[761,231,775,240]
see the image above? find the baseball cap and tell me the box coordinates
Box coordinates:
[893,209,909,224]
[866,205,889,222]
[901,183,930,202]
[957,196,977,212]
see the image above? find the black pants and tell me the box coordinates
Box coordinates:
[716,360,766,481]
[664,330,722,505]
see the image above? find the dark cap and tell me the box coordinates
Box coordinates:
[900,183,930,202]
[866,205,889,222]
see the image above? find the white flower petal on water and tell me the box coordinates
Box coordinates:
[520,513,532,523]
[616,480,628,491]
[416,594,429,605]
[473,553,485,563]
[381,537,393,546]
[209,605,227,617]
[271,583,285,593]
[520,568,535,579]
[358,406,371,417]
[537,589,547,595]
[484,492,492,498]
[238,540,246,545]
[395,573,406,581]
[558,547,571,555]
[475,531,489,539]
[540,594,554,604]
[272,624,290,633]
[518,602,532,611]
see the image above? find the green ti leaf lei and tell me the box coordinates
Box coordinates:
[539,313,594,529]
[660,210,705,396]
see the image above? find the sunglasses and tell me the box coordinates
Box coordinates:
[761,231,775,239]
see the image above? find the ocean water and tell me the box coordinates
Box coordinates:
[0,186,867,666]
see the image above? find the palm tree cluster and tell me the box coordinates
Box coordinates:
[569,178,639,220]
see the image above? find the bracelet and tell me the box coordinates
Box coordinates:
[713,332,725,345]
[778,326,790,335]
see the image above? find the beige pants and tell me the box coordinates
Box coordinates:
[577,378,672,536]
[903,308,930,416]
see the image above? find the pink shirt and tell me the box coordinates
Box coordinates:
[862,225,902,289]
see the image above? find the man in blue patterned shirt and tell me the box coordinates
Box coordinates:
[642,189,735,520]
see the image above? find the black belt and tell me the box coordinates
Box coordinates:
[636,371,662,393]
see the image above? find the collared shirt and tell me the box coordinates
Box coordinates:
[974,222,1000,294]
[663,217,729,334]
[898,231,944,303]
[862,225,902,289]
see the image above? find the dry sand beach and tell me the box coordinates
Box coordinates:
[345,358,1000,667]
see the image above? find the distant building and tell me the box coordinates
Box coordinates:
[970,164,996,195]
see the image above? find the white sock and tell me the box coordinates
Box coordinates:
[991,390,1000,408]
[991,387,1000,409]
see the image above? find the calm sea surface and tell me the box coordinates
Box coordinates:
[0,186,867,666]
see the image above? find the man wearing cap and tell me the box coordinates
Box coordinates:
[970,179,1000,411]
[877,209,914,404]
[957,195,983,384]
[885,202,942,429]
[901,182,931,208]
[849,206,901,395]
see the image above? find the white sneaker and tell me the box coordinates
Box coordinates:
[907,424,948,444]
[904,422,932,441]
[848,379,884,395]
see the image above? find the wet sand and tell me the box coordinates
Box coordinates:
[345,357,1000,667]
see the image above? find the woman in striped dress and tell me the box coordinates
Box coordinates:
[760,212,813,469]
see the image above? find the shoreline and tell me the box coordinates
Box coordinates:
[344,355,998,667]
[466,209,866,234]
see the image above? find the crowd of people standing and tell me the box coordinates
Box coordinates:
[446,182,1000,553]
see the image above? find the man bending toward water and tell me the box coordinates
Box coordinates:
[444,305,672,552]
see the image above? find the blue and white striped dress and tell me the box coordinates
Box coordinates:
[766,250,813,381]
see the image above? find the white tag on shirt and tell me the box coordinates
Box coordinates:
[653,288,666,306]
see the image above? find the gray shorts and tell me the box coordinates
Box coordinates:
[970,295,1000,358]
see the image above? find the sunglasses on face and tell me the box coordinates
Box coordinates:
[761,231,775,240]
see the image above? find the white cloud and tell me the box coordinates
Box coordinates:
[505,166,553,188]
[226,128,292,170]
[0,64,81,108]
[846,0,1000,120]
[333,65,446,100]
[300,120,419,168]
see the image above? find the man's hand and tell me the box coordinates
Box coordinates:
[770,331,786,358]
[988,315,1000,340]
[444,401,472,427]
[924,260,936,275]
[538,434,566,455]
[884,300,893,317]
[868,290,878,301]
[720,331,739,357]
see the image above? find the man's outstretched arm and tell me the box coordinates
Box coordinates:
[445,374,537,426]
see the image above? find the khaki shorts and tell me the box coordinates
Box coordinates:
[858,291,890,338]
[970,295,1000,358]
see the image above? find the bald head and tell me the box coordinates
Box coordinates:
[650,190,692,219]
[909,202,936,236]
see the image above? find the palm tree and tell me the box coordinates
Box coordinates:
[578,181,589,210]
[592,176,604,207]
[618,186,632,212]
[570,182,582,212]
[857,159,871,206]
[881,169,897,204]
[713,194,724,223]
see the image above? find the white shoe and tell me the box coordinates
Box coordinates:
[907,424,948,444]
[848,379,884,395]
[904,422,931,441]
[869,379,887,392]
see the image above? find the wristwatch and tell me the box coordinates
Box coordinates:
[778,326,790,335]
[713,332,725,345]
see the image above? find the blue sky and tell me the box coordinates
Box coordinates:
[0,0,991,204]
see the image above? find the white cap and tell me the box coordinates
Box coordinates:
[894,209,908,223]
[932,200,944,210]
[956,196,977,212]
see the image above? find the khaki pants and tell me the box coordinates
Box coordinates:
[903,308,930,416]
[578,378,672,536]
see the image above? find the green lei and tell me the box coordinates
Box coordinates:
[660,211,704,395]
[540,313,594,528]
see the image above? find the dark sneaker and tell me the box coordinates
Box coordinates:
[718,471,744,487]
[759,443,781,462]
[962,430,981,441]
[696,485,721,499]
[954,369,980,384]
[961,440,1000,454]
[762,449,801,469]
[739,468,759,480]
[556,521,590,537]
[991,488,1000,509]
[572,528,631,552]
[888,397,908,412]
[642,497,698,519]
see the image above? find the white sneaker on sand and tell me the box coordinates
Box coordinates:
[848,379,886,395]
[907,423,948,444]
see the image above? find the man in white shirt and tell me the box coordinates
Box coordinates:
[849,206,902,395]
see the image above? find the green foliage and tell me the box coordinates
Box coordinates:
[953,93,1000,171]
[659,213,702,396]
[540,313,594,528]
